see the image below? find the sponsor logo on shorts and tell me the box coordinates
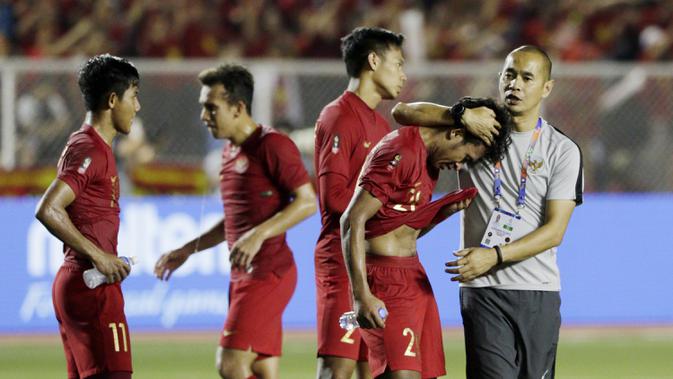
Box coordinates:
[222,330,236,337]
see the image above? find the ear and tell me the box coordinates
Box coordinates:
[233,100,246,118]
[448,127,465,141]
[542,79,554,99]
[107,91,118,110]
[367,51,380,71]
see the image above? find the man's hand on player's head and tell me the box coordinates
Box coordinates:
[462,106,501,146]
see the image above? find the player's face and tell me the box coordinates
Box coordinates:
[434,136,487,171]
[199,84,240,140]
[372,47,407,100]
[111,84,140,135]
[498,51,553,117]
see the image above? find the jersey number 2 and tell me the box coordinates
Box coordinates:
[403,327,417,357]
[340,329,355,344]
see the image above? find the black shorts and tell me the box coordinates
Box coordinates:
[460,287,561,379]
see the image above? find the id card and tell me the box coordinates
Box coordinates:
[480,208,522,248]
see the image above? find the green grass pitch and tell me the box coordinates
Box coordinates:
[1,327,672,378]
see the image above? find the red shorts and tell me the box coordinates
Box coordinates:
[220,263,297,356]
[315,242,368,361]
[361,255,445,378]
[52,263,133,379]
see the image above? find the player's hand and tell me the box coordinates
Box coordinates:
[354,294,387,329]
[439,198,473,219]
[445,247,498,282]
[229,228,265,272]
[154,248,191,281]
[462,106,501,146]
[92,252,131,284]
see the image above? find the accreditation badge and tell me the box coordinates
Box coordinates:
[480,208,522,248]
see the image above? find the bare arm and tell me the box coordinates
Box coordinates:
[392,102,453,127]
[35,179,130,283]
[154,217,226,281]
[229,182,317,270]
[340,188,386,328]
[446,200,577,282]
[392,102,501,145]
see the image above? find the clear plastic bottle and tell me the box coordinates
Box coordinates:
[83,256,135,289]
[339,308,388,331]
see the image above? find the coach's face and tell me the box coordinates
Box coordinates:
[372,47,407,100]
[499,51,553,117]
[199,84,240,140]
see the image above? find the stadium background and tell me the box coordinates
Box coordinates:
[1,1,673,378]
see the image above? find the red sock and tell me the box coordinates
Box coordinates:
[247,376,257,379]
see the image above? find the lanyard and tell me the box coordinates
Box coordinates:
[493,118,542,212]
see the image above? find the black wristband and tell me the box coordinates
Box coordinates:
[451,103,465,127]
[494,245,503,265]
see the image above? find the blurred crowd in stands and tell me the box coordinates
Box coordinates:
[1,0,672,61]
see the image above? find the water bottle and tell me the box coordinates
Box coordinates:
[339,308,388,331]
[83,256,135,289]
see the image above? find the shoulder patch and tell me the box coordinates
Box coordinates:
[77,156,92,174]
[387,153,402,171]
[331,135,340,154]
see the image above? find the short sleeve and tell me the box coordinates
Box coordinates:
[260,132,310,192]
[316,113,358,179]
[57,141,104,196]
[548,142,583,205]
[359,146,409,205]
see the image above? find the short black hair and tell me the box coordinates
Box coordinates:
[78,54,139,111]
[340,27,405,78]
[198,64,254,114]
[511,45,552,81]
[452,97,513,164]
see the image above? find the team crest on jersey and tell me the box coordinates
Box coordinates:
[363,141,372,148]
[387,154,402,171]
[331,135,340,154]
[77,156,92,174]
[529,159,544,172]
[234,156,249,173]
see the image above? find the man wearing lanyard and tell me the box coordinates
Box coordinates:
[393,45,583,378]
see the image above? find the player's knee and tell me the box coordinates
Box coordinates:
[215,348,236,379]
[216,359,239,379]
[317,358,355,379]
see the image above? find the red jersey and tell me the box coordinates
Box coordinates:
[220,125,309,278]
[314,91,391,258]
[359,127,476,239]
[57,124,121,268]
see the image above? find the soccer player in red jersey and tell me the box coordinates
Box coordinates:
[154,64,317,379]
[340,99,511,379]
[314,27,503,379]
[35,54,141,379]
